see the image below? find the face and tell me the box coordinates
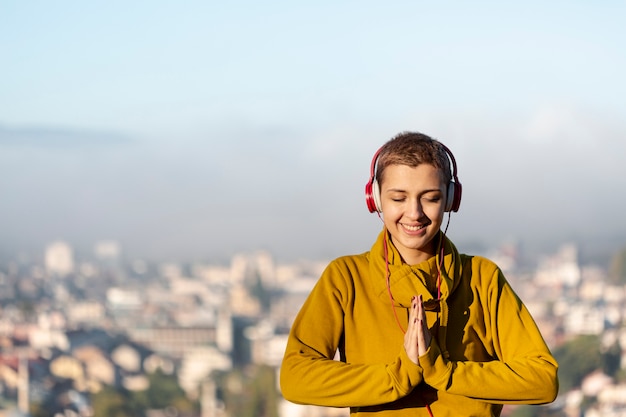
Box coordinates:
[379,163,446,265]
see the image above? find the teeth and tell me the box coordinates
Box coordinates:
[403,224,425,231]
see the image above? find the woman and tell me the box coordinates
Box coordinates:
[280,131,558,416]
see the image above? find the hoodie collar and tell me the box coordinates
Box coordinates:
[368,228,461,308]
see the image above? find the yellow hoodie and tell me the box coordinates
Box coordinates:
[280,230,558,416]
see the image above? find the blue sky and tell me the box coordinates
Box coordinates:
[1,1,625,262]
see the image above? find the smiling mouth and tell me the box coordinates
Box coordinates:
[401,223,428,231]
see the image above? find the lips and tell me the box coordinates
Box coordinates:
[401,223,428,232]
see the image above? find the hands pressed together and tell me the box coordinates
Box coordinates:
[404,294,432,365]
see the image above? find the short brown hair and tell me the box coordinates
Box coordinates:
[375,131,452,186]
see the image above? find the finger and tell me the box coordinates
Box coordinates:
[403,295,419,363]
[419,294,428,323]
[417,295,432,355]
[418,295,429,335]
[416,295,425,342]
[417,294,424,326]
[416,295,423,326]
[407,295,418,334]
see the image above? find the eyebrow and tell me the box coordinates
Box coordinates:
[385,188,442,193]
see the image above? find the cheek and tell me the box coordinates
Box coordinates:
[380,204,401,220]
[430,204,445,215]
[425,204,445,221]
[381,211,400,230]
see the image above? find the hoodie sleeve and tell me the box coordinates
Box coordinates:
[418,259,559,405]
[279,259,423,408]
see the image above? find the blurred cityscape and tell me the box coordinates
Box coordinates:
[1,237,626,417]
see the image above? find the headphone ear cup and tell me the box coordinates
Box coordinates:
[365,146,384,214]
[372,179,382,212]
[365,181,378,213]
[446,181,462,212]
[365,179,382,213]
[445,182,454,212]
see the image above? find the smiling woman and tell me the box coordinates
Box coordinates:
[279,131,559,417]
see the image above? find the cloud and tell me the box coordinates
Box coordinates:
[0,125,133,148]
[0,109,624,263]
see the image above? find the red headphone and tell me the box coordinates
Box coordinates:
[364,141,462,213]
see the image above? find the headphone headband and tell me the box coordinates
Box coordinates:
[364,140,462,213]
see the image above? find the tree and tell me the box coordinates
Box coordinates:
[91,386,136,417]
[602,340,622,377]
[553,335,603,392]
[90,371,198,416]
[215,365,280,417]
[145,369,197,413]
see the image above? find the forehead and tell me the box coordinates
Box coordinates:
[380,164,446,190]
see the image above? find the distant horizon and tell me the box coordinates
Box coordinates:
[1,121,624,268]
[1,225,622,269]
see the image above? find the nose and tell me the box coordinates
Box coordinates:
[407,198,424,219]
